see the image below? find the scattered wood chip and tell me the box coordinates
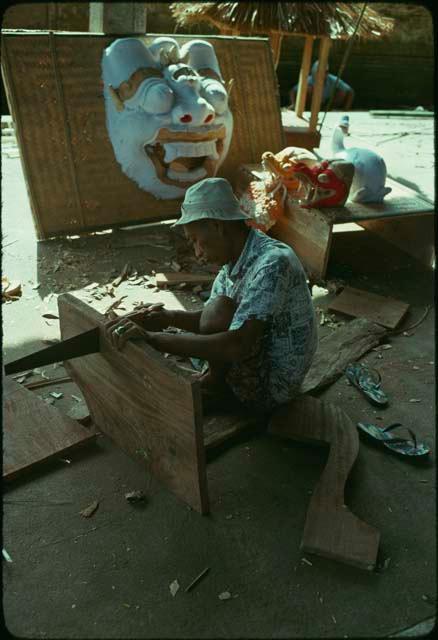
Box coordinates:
[185,567,210,593]
[71,395,82,402]
[49,392,64,400]
[2,548,13,563]
[301,557,313,566]
[85,282,100,290]
[31,283,41,290]
[79,500,99,518]
[125,490,147,504]
[409,398,421,403]
[169,579,180,597]
[218,591,232,600]
[331,615,337,624]
[112,263,132,287]
[104,296,128,315]
[171,261,182,272]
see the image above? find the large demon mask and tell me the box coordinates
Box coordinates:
[102,37,233,199]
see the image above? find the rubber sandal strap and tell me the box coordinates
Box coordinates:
[382,423,418,449]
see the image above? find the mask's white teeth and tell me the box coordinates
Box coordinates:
[162,140,218,163]
[167,167,207,182]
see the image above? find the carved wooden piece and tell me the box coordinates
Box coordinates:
[301,318,387,394]
[57,294,209,515]
[269,395,380,570]
[3,377,97,481]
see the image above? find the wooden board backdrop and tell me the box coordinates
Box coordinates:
[1,31,285,239]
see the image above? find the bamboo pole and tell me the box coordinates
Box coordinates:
[295,35,314,118]
[309,36,331,132]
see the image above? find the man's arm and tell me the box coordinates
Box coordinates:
[165,309,202,333]
[146,318,265,363]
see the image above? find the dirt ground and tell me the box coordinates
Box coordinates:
[2,111,436,638]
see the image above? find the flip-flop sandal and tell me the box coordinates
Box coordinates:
[345,363,388,406]
[357,422,430,457]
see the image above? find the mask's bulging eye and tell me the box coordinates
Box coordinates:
[200,78,228,115]
[125,78,174,115]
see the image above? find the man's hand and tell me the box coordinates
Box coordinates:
[105,316,152,350]
[135,302,172,331]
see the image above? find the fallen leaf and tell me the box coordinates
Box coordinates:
[169,579,180,597]
[80,500,99,518]
[42,313,59,320]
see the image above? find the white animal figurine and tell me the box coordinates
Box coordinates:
[331,116,392,203]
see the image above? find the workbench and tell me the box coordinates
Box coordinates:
[237,164,435,284]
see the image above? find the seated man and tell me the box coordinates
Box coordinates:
[289,60,354,111]
[105,177,318,415]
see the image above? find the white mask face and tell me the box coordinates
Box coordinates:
[123,77,175,115]
[102,37,234,200]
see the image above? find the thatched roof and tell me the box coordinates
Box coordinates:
[170,2,394,39]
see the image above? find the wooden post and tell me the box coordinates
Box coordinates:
[269,32,283,69]
[295,35,314,118]
[308,36,331,132]
[89,2,146,33]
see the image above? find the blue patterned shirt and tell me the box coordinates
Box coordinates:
[208,228,318,411]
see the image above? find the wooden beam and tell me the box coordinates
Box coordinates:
[89,2,146,34]
[269,395,380,570]
[309,37,331,132]
[269,32,283,69]
[295,35,314,118]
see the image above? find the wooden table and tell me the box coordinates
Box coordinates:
[237,164,435,284]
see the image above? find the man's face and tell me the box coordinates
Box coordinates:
[184,220,228,266]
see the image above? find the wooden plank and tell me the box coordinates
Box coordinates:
[3,377,97,481]
[270,198,333,283]
[203,410,265,451]
[301,318,387,394]
[295,35,314,118]
[155,272,215,287]
[328,287,409,329]
[326,178,433,223]
[269,395,380,570]
[1,32,284,238]
[57,293,210,514]
[358,214,435,269]
[309,37,331,132]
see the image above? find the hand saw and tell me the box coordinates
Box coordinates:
[4,328,100,376]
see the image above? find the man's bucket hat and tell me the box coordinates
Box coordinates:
[172,177,250,227]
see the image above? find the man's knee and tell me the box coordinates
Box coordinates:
[200,295,236,334]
